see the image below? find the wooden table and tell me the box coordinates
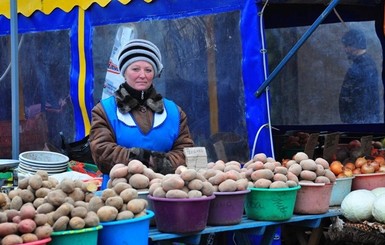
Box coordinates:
[149,208,342,245]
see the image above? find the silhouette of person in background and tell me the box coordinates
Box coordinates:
[339,28,381,124]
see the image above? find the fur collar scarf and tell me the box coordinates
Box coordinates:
[115,83,164,114]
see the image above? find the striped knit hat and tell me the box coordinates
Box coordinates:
[118,39,163,77]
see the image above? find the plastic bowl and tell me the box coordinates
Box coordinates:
[49,225,102,245]
[330,177,354,206]
[294,183,333,214]
[207,190,250,226]
[245,186,300,221]
[148,195,215,233]
[98,210,154,245]
[351,173,385,191]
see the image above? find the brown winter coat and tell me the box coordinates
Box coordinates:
[89,85,194,175]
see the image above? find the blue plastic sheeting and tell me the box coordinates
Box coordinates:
[241,0,273,156]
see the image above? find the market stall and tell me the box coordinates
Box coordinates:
[0,0,385,244]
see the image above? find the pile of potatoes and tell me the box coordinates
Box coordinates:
[106,160,164,191]
[242,152,336,189]
[0,167,151,245]
[200,160,249,192]
[90,185,148,222]
[149,166,215,198]
[285,152,336,184]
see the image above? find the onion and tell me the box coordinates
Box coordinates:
[361,163,375,174]
[355,157,367,168]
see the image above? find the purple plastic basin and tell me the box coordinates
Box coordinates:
[207,190,250,226]
[148,195,215,233]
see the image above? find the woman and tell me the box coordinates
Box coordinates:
[89,39,194,176]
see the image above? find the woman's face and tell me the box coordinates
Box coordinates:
[124,61,155,91]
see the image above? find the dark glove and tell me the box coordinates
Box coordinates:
[129,147,152,165]
[149,151,174,175]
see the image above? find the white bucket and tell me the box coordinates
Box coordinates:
[329,176,354,206]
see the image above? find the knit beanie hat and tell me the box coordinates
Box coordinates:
[118,39,164,77]
[342,29,367,49]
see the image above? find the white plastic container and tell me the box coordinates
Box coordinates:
[329,176,354,206]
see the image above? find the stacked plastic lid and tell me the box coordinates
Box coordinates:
[18,151,69,175]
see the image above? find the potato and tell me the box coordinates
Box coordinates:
[254,178,272,188]
[87,196,104,213]
[300,159,317,171]
[246,161,264,171]
[71,206,88,219]
[69,216,85,230]
[142,167,156,180]
[187,179,203,191]
[74,201,88,209]
[19,203,36,220]
[175,165,188,174]
[53,203,73,221]
[250,169,274,181]
[293,152,309,163]
[28,174,43,190]
[300,170,317,181]
[113,182,132,195]
[288,163,302,176]
[105,196,124,210]
[0,212,7,223]
[148,182,162,195]
[34,213,48,226]
[111,177,128,187]
[17,219,37,234]
[127,160,145,174]
[273,173,288,182]
[52,216,70,231]
[119,188,138,203]
[35,170,49,181]
[200,181,215,196]
[84,211,100,227]
[235,178,249,191]
[58,178,76,194]
[218,179,237,192]
[1,234,23,245]
[269,181,288,189]
[34,224,53,239]
[287,171,299,183]
[18,177,30,189]
[126,199,147,213]
[315,157,329,169]
[152,187,166,198]
[4,210,19,222]
[101,189,117,202]
[0,222,18,237]
[46,189,67,207]
[10,196,23,211]
[36,203,55,214]
[188,190,203,198]
[180,169,197,182]
[274,166,288,175]
[286,180,298,187]
[97,206,118,222]
[68,188,85,202]
[110,165,129,179]
[202,169,219,180]
[315,176,331,184]
[116,210,134,220]
[208,172,227,185]
[165,189,189,199]
[324,169,337,182]
[34,187,51,199]
[161,174,185,191]
[129,174,150,189]
[21,233,38,243]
